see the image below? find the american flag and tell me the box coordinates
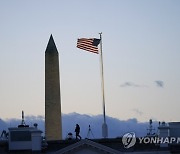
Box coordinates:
[77,38,101,54]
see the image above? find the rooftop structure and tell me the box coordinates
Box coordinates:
[7,111,42,152]
[8,126,42,151]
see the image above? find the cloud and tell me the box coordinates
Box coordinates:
[120,82,147,88]
[155,80,164,88]
[0,113,159,139]
[132,108,143,116]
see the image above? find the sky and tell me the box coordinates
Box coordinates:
[0,0,180,122]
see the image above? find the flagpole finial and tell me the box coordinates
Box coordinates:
[99,32,102,41]
[99,32,102,37]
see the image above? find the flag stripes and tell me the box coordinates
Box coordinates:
[77,38,100,54]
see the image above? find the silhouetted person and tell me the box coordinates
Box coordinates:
[75,124,81,140]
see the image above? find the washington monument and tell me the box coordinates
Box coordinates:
[45,35,62,140]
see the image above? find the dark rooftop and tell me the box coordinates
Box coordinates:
[1,138,180,153]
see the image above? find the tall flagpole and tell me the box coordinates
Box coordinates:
[99,32,108,138]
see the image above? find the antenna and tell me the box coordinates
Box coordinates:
[21,110,26,125]
[18,110,29,127]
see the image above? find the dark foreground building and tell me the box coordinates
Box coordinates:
[1,138,179,153]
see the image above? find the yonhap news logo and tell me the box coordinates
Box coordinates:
[122,132,136,149]
[122,132,180,149]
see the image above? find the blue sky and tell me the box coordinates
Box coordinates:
[0,0,180,122]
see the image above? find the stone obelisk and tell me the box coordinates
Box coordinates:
[45,34,62,140]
